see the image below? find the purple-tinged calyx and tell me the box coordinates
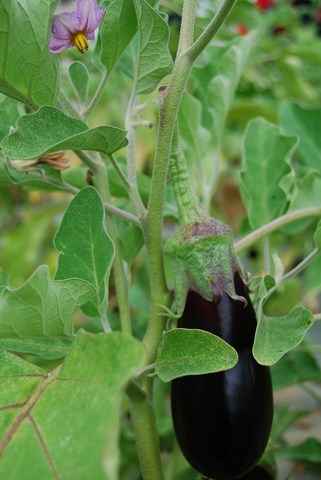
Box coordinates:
[50,0,105,54]
[164,217,248,316]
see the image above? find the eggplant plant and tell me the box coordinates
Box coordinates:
[0,1,321,479]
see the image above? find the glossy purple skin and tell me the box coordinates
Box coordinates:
[171,274,273,480]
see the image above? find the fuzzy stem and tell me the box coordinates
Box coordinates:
[75,150,99,171]
[107,153,131,190]
[141,53,192,369]
[58,91,81,119]
[235,208,321,253]
[279,248,319,284]
[177,0,197,57]
[188,0,239,63]
[142,0,238,372]
[126,381,164,480]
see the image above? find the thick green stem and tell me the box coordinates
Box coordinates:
[142,54,192,368]
[169,126,205,224]
[142,0,238,371]
[177,0,197,57]
[188,0,239,63]
[58,91,81,119]
[126,381,164,480]
[94,163,132,336]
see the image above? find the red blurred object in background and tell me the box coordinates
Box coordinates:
[255,0,275,10]
[237,24,249,35]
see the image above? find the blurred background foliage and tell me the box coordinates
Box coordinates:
[1,0,321,478]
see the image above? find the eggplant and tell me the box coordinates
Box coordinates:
[171,273,273,480]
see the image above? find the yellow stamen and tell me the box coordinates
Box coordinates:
[73,33,88,53]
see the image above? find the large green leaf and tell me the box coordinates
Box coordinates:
[279,102,321,171]
[0,331,144,480]
[0,0,59,108]
[1,106,128,160]
[0,265,95,339]
[155,328,238,382]
[98,0,137,73]
[240,118,298,229]
[133,0,172,94]
[54,187,115,317]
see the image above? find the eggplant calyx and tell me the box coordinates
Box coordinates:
[164,217,248,315]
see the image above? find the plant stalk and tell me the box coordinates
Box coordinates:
[127,381,164,480]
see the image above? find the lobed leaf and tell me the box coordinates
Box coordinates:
[155,328,238,382]
[0,265,95,338]
[279,102,321,171]
[240,117,298,229]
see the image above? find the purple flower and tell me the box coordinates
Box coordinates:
[50,0,105,54]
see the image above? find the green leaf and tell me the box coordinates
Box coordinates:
[0,331,144,480]
[279,102,321,170]
[98,0,137,73]
[240,118,298,229]
[68,62,89,102]
[271,350,321,390]
[2,106,128,160]
[277,438,321,463]
[0,265,95,338]
[54,187,115,317]
[155,328,238,382]
[0,0,59,108]
[253,307,314,365]
[0,338,73,360]
[133,0,173,94]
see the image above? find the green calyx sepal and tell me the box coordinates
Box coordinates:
[164,218,247,315]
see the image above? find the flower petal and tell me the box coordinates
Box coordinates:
[49,34,73,53]
[76,0,105,34]
[51,11,82,37]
